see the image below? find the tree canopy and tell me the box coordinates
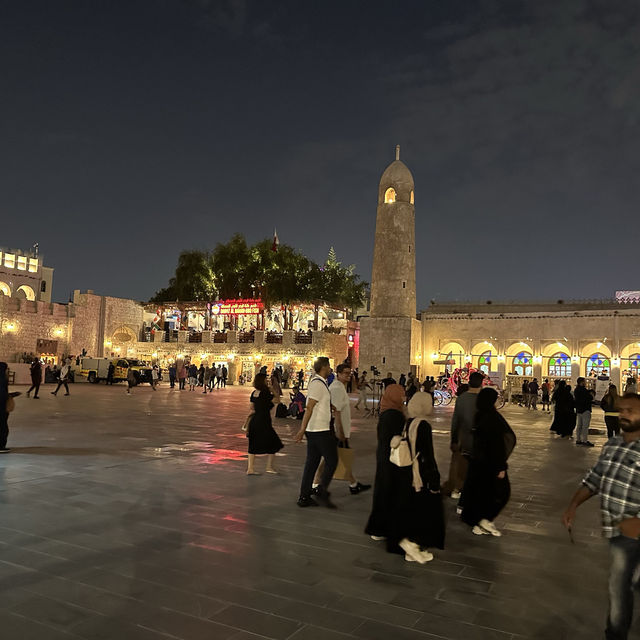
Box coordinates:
[150,234,367,313]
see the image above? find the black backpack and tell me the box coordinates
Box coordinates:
[275,403,288,418]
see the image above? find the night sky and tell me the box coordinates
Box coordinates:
[2,1,640,308]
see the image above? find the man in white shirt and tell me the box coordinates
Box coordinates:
[295,357,338,508]
[313,363,371,495]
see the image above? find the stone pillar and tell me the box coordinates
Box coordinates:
[178,330,188,343]
[201,330,212,344]
[227,331,238,344]
[611,362,622,389]
[228,360,237,384]
[571,361,580,386]
[153,331,165,343]
[254,332,265,348]
[533,362,542,380]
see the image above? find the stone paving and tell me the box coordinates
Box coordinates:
[0,382,632,639]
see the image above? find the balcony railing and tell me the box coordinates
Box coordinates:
[238,331,255,343]
[266,332,283,344]
[188,332,202,343]
[294,331,313,344]
[213,332,228,343]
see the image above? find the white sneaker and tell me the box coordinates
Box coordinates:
[405,550,434,563]
[370,535,386,541]
[451,490,461,500]
[472,525,489,536]
[478,519,502,537]
[399,538,430,564]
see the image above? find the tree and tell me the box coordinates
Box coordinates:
[151,250,216,302]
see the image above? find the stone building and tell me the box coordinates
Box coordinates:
[359,149,640,391]
[0,247,53,302]
[359,146,422,379]
[421,299,640,391]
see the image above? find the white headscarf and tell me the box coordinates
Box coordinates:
[407,391,433,419]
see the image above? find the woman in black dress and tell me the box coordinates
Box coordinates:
[366,387,444,564]
[247,373,283,475]
[366,384,407,541]
[550,380,576,437]
[461,387,516,537]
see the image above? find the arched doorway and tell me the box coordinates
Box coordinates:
[513,351,533,376]
[478,350,492,374]
[586,353,610,377]
[0,281,10,297]
[15,285,35,301]
[548,352,571,377]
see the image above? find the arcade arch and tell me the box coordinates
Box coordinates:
[0,281,10,296]
[15,285,35,301]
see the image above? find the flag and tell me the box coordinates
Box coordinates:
[272,228,280,252]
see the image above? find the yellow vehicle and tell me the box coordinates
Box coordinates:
[81,357,152,384]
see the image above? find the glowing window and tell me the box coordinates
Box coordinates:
[548,352,571,377]
[410,190,414,204]
[628,354,640,378]
[4,253,15,268]
[587,353,610,376]
[0,282,10,296]
[17,256,27,270]
[384,187,396,203]
[478,350,492,374]
[513,351,533,376]
[28,258,38,272]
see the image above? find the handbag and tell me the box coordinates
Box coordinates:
[241,413,253,433]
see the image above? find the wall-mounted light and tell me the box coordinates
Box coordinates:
[497,354,505,362]
[613,358,621,367]
[431,352,438,360]
[572,354,579,362]
[534,355,542,364]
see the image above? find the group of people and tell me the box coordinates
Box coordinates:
[168,362,227,391]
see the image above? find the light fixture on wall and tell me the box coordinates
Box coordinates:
[572,354,579,362]
[497,354,505,362]
[4,322,16,332]
[613,358,621,367]
[534,355,542,364]
[431,352,438,360]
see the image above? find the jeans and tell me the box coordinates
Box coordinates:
[53,380,69,395]
[607,535,640,639]
[576,411,592,442]
[299,431,338,499]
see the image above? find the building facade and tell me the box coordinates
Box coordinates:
[0,247,53,303]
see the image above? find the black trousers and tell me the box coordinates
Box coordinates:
[605,415,620,439]
[0,412,8,448]
[53,380,69,395]
[299,431,338,499]
[27,379,41,397]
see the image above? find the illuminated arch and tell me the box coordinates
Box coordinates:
[512,351,533,376]
[0,281,10,296]
[437,341,467,369]
[586,353,610,376]
[478,350,492,374]
[111,325,136,344]
[548,352,571,377]
[384,187,396,203]
[410,190,415,204]
[15,285,35,301]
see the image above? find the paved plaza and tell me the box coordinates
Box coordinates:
[0,382,631,640]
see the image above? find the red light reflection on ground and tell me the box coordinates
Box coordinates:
[223,514,247,524]
[195,448,247,466]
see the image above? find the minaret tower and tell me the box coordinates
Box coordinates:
[370,145,416,319]
[359,146,422,379]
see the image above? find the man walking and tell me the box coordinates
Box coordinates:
[51,359,71,396]
[575,377,595,447]
[528,378,539,410]
[563,393,640,640]
[221,365,228,388]
[313,363,371,496]
[295,357,338,508]
[447,371,483,504]
[26,358,42,399]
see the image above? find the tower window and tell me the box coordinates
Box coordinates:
[384,187,396,204]
[408,245,411,253]
[382,357,386,364]
[402,281,406,289]
[410,190,414,204]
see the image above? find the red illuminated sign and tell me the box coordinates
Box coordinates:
[212,299,264,315]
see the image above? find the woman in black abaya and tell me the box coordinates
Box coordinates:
[550,380,576,437]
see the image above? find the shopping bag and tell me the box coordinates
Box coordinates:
[333,446,354,480]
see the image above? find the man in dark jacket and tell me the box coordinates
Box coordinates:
[575,377,595,447]
[528,378,539,410]
[27,358,42,399]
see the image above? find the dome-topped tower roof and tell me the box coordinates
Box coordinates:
[378,146,414,204]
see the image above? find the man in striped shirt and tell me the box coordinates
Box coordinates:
[563,394,640,640]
